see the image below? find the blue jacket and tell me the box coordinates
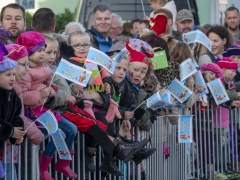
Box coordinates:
[90,26,113,52]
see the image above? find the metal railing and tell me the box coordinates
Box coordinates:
[1,102,240,180]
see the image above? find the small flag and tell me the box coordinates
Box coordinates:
[180,58,197,82]
[37,110,58,135]
[86,47,116,74]
[178,115,193,143]
[52,129,71,160]
[207,78,229,105]
[195,71,209,98]
[167,79,193,103]
[182,30,212,51]
[55,58,92,87]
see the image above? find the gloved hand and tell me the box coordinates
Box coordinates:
[134,108,145,120]
[150,115,157,124]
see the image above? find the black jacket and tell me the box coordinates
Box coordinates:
[0,87,24,150]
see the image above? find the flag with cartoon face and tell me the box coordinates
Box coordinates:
[86,47,116,74]
[55,58,92,87]
[178,115,193,143]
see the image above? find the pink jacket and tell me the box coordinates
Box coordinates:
[213,106,229,128]
[20,66,63,121]
[20,66,52,107]
[13,82,44,145]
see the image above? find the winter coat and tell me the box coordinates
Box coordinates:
[118,77,153,131]
[50,65,83,110]
[13,82,44,145]
[20,65,63,121]
[234,71,240,83]
[89,26,113,53]
[20,66,53,107]
[0,87,24,151]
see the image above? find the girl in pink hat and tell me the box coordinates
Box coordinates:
[16,31,78,180]
[0,43,25,180]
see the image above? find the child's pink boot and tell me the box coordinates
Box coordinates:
[83,100,96,119]
[55,150,77,179]
[39,152,54,180]
[105,99,122,123]
[163,142,170,156]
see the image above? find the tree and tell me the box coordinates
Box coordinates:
[25,11,33,30]
[55,8,76,32]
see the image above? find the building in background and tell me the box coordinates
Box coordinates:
[0,0,238,29]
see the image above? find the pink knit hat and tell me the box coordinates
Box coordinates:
[5,44,28,61]
[217,57,238,70]
[16,31,46,56]
[201,63,224,83]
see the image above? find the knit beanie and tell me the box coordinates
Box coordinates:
[223,45,240,57]
[217,57,238,70]
[0,51,18,72]
[201,63,224,83]
[5,44,28,61]
[16,31,46,56]
[126,39,154,65]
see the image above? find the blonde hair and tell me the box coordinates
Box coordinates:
[43,33,59,46]
[170,42,192,63]
[161,34,179,51]
[67,31,92,46]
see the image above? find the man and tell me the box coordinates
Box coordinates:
[154,8,182,41]
[0,3,26,43]
[130,19,141,37]
[31,8,55,33]
[109,13,123,39]
[139,20,149,31]
[90,4,113,52]
[175,9,194,33]
[64,22,86,35]
[225,7,240,41]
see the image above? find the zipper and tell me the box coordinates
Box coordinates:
[4,92,11,122]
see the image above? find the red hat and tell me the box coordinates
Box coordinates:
[16,31,46,56]
[149,14,167,36]
[126,39,154,65]
[6,44,28,61]
[217,57,238,70]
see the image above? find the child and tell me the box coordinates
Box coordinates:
[169,42,197,110]
[58,32,149,176]
[16,31,78,180]
[6,44,44,145]
[103,46,157,175]
[146,0,177,31]
[4,43,44,180]
[0,49,25,179]
[223,46,240,82]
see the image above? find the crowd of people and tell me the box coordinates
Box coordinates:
[1,0,240,179]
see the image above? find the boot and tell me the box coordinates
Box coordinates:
[83,100,96,119]
[99,155,124,176]
[105,99,122,123]
[133,147,157,165]
[113,136,148,163]
[39,152,54,180]
[163,142,170,156]
[88,125,148,163]
[55,150,77,179]
[85,147,97,172]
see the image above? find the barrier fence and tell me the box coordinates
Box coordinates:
[2,102,240,180]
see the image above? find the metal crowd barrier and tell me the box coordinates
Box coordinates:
[2,102,240,180]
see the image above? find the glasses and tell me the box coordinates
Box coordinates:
[18,62,29,69]
[72,44,91,49]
